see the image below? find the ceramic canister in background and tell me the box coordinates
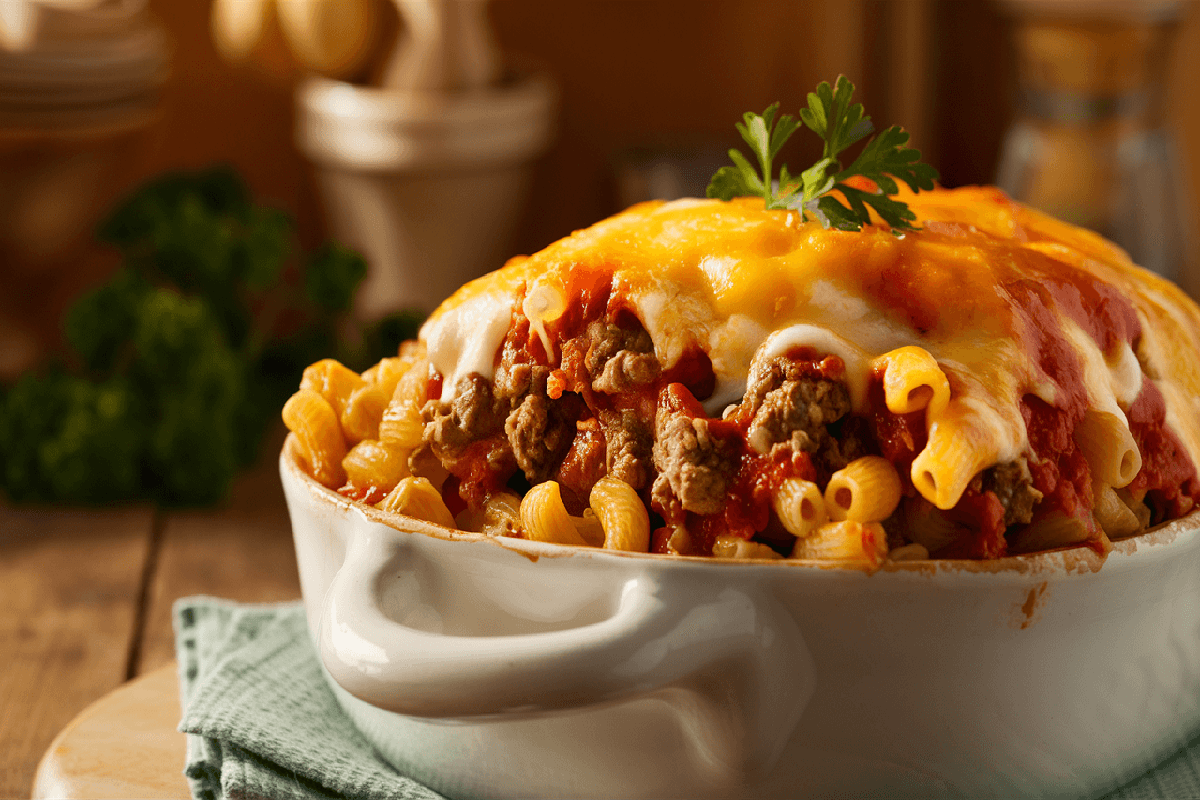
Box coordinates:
[996,0,1197,286]
[295,68,557,319]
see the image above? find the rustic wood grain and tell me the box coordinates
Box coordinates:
[30,663,189,800]
[0,505,154,800]
[135,451,302,676]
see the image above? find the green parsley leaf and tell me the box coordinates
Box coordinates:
[707,103,803,210]
[800,76,875,161]
[705,76,939,232]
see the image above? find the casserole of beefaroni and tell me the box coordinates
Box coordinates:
[283,186,1200,566]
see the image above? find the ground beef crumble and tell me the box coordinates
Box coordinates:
[739,355,856,481]
[584,319,659,394]
[982,460,1043,526]
[422,374,506,465]
[651,409,737,515]
[603,409,653,489]
[505,392,585,483]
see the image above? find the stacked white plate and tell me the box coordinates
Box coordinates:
[0,0,168,131]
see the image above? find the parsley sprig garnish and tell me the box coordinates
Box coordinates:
[706,76,939,232]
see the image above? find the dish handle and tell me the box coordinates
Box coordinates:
[318,527,814,779]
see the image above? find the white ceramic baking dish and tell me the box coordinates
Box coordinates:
[280,436,1200,800]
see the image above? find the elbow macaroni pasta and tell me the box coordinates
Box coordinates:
[283,389,347,488]
[825,456,902,523]
[896,501,963,554]
[589,476,650,552]
[341,439,411,494]
[300,359,364,420]
[1075,410,1141,489]
[520,481,592,547]
[791,520,888,568]
[1009,512,1092,553]
[378,476,456,529]
[379,364,429,451]
[1093,484,1143,539]
[573,510,607,548]
[876,346,951,417]
[341,383,390,444]
[911,420,992,511]
[712,536,783,559]
[1116,487,1152,530]
[772,478,827,538]
[361,353,416,399]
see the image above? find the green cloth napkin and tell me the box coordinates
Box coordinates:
[174,596,444,800]
[174,596,1200,800]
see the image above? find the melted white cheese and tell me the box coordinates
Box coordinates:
[633,281,713,371]
[421,291,515,402]
[1061,318,1129,421]
[1108,341,1143,408]
[705,314,769,415]
[805,280,911,355]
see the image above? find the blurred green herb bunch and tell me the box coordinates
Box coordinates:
[0,167,421,506]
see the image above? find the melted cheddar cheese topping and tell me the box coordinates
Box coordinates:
[421,186,1200,512]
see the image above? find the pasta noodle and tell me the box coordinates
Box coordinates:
[825,457,902,523]
[341,383,390,444]
[1116,487,1153,531]
[573,510,606,548]
[378,476,456,529]
[896,501,964,554]
[379,364,428,451]
[1075,410,1141,489]
[1093,484,1143,539]
[1009,512,1092,553]
[300,359,364,419]
[712,536,783,559]
[791,520,887,567]
[361,348,421,399]
[875,346,950,417]
[772,478,827,538]
[589,476,650,552]
[911,421,992,512]
[283,389,347,488]
[341,439,410,494]
[520,481,591,546]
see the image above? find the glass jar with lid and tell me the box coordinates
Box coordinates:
[996,0,1195,286]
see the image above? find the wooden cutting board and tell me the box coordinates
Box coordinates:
[31,663,190,799]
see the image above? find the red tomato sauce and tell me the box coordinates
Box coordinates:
[554,425,607,515]
[1007,279,1089,412]
[1020,395,1095,526]
[938,488,1008,559]
[865,370,926,488]
[449,438,510,510]
[1126,377,1200,521]
[338,483,388,506]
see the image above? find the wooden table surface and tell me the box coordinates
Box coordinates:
[0,442,302,799]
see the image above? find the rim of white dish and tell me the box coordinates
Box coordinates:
[281,434,1200,576]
